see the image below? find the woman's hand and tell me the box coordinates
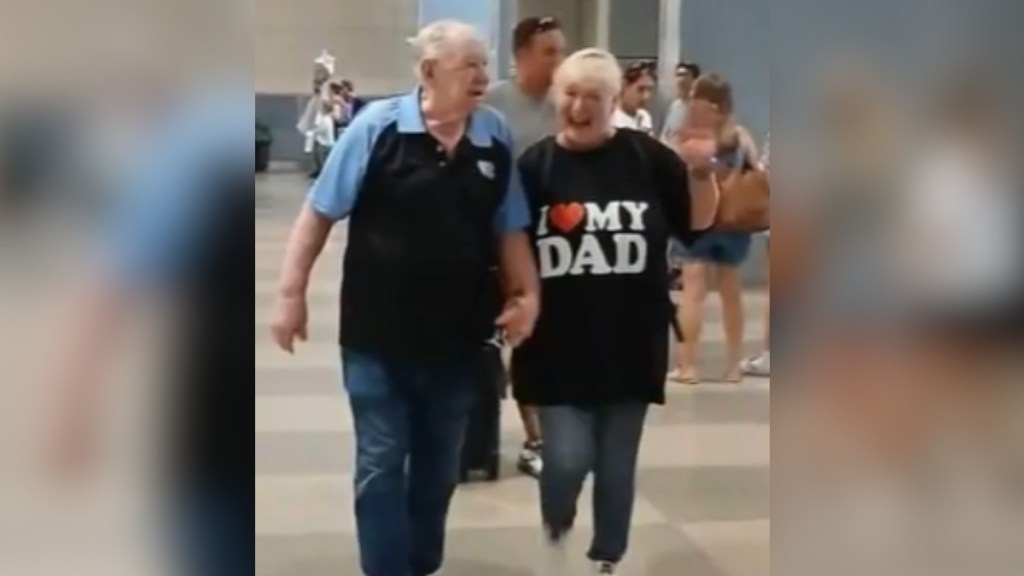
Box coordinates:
[676,100,721,172]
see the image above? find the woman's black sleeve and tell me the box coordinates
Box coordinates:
[648,137,703,246]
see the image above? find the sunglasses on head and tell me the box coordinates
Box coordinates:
[522,16,560,37]
[625,60,657,82]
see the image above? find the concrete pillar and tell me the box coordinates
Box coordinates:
[657,0,682,98]
[494,0,516,80]
[604,0,661,58]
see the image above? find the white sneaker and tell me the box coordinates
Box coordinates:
[592,561,619,575]
[741,352,770,377]
[518,442,544,478]
[538,529,572,576]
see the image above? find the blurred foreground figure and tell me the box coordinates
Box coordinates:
[49,87,251,576]
[772,63,1024,576]
[271,20,539,576]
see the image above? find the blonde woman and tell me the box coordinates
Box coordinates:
[511,48,719,575]
[670,74,760,384]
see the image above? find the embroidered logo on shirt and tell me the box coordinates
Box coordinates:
[477,160,495,180]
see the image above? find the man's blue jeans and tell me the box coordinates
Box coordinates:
[539,404,649,564]
[342,348,476,576]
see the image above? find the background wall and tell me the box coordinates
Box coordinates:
[256,0,419,96]
[256,0,419,162]
[681,0,770,143]
[607,0,660,59]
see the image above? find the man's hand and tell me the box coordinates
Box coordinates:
[271,294,309,353]
[495,295,539,347]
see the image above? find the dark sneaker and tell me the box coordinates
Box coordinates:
[539,527,572,576]
[592,561,619,575]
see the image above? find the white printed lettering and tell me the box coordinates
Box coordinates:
[621,201,649,231]
[584,201,623,232]
[569,235,613,276]
[611,234,647,273]
[538,236,572,278]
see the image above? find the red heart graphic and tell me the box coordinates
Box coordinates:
[549,203,586,234]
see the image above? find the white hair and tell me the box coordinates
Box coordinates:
[554,48,622,95]
[407,20,485,66]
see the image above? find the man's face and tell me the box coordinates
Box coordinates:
[676,70,696,99]
[519,30,566,84]
[426,39,491,111]
[623,72,656,110]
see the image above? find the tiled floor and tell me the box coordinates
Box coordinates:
[255,173,771,576]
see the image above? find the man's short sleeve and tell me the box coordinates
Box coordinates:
[109,92,249,288]
[308,101,392,221]
[496,162,531,232]
[660,99,686,142]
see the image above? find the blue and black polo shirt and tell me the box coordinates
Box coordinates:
[309,89,530,361]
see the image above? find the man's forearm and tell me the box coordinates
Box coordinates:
[498,231,540,301]
[278,203,334,297]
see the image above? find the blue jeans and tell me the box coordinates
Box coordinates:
[342,348,477,576]
[539,404,649,564]
[677,231,753,266]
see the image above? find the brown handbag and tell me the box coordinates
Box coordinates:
[715,166,771,233]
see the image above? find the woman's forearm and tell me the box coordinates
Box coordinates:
[688,173,721,231]
[278,203,334,298]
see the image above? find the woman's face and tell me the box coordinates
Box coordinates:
[555,77,617,147]
[688,94,729,134]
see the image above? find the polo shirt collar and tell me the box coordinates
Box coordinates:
[396,88,494,148]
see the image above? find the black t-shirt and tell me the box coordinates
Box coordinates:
[511,130,701,406]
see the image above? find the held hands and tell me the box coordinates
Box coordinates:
[495,295,539,347]
[271,294,309,353]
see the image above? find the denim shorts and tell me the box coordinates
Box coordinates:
[673,231,753,267]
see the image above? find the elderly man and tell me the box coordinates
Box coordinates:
[271,20,540,576]
[484,15,565,479]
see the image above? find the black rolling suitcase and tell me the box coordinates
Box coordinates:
[459,339,505,483]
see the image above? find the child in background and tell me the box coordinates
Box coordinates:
[310,90,342,179]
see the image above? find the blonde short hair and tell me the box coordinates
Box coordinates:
[553,48,622,95]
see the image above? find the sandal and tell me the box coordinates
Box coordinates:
[668,369,702,386]
[721,365,745,384]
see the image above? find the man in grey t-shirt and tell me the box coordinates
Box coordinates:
[485,17,563,158]
[483,16,565,479]
[659,61,701,143]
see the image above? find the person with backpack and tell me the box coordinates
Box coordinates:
[511,48,720,576]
